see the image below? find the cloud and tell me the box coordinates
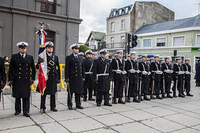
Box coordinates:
[79,0,199,43]
[79,0,130,43]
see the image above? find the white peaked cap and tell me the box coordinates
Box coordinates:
[85,50,93,55]
[185,58,190,61]
[99,49,107,54]
[45,41,54,47]
[116,50,123,54]
[165,56,171,59]
[130,51,136,55]
[16,42,29,47]
[78,52,84,56]
[70,43,79,49]
[154,55,160,58]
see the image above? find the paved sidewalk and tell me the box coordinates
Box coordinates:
[0,80,200,133]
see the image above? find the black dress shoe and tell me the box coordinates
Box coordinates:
[162,94,166,98]
[83,98,87,101]
[187,93,193,97]
[40,109,46,114]
[178,94,185,98]
[68,106,73,110]
[89,98,95,101]
[167,94,173,98]
[51,108,58,112]
[97,103,101,107]
[104,103,112,106]
[173,94,177,98]
[127,99,131,103]
[156,95,162,99]
[23,113,30,117]
[133,99,140,103]
[144,97,151,101]
[14,112,20,116]
[76,106,84,109]
[113,99,117,104]
[126,97,131,103]
[118,100,125,104]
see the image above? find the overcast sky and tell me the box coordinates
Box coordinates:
[79,0,200,43]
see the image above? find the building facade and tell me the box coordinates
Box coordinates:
[0,0,81,63]
[106,5,132,50]
[134,15,200,71]
[106,1,174,53]
[85,31,106,50]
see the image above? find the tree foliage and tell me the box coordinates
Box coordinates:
[79,45,90,53]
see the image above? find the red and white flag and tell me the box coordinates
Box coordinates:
[38,49,47,95]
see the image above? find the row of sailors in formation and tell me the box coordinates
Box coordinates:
[0,42,193,117]
[81,49,193,106]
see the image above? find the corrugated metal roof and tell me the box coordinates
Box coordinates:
[91,31,105,41]
[135,15,200,35]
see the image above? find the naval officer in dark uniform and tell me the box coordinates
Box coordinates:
[173,57,185,97]
[110,50,127,104]
[94,49,112,107]
[83,50,95,101]
[65,43,85,110]
[161,56,173,98]
[38,41,60,113]
[9,42,36,117]
[150,55,163,99]
[139,55,151,101]
[182,58,193,96]
[125,51,140,103]
[0,57,6,94]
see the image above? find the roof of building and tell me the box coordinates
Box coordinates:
[91,31,106,41]
[86,31,106,44]
[135,15,200,35]
[108,5,133,19]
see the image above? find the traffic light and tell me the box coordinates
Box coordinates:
[126,33,138,48]
[174,50,177,57]
[127,33,132,44]
[131,35,138,48]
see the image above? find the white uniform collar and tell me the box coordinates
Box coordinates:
[73,53,78,57]
[47,53,53,56]
[20,53,26,58]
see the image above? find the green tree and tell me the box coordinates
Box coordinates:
[79,45,90,53]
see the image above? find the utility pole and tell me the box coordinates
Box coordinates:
[195,0,200,15]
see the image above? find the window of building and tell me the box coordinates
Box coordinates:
[143,39,152,48]
[156,38,166,47]
[196,35,200,46]
[119,9,122,15]
[121,36,125,48]
[111,37,114,48]
[46,30,55,43]
[40,0,56,14]
[121,9,125,15]
[125,7,129,13]
[90,38,94,45]
[173,36,184,46]
[136,39,140,48]
[111,22,115,32]
[89,38,96,49]
[45,30,56,50]
[121,19,125,30]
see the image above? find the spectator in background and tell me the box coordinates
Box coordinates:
[4,56,9,63]
[195,59,200,87]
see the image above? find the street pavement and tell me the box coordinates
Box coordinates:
[0,79,200,133]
